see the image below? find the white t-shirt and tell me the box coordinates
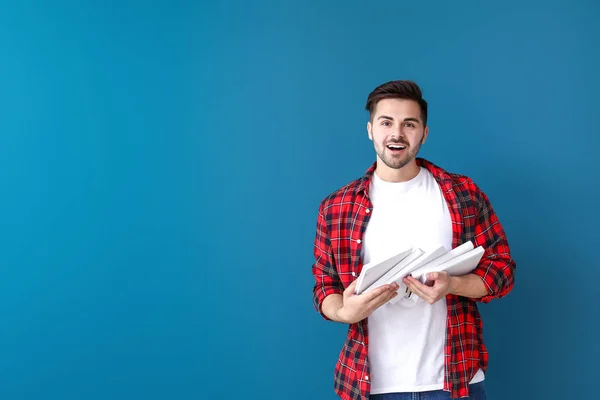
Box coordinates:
[361,167,484,394]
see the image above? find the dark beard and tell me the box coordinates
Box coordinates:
[376,136,423,169]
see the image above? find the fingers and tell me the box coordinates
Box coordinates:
[404,276,437,304]
[363,283,398,302]
[404,276,428,293]
[407,283,433,304]
[367,285,399,309]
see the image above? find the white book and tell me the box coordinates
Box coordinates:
[413,246,485,283]
[416,241,474,272]
[354,247,413,295]
[363,248,424,294]
[387,245,449,304]
[407,246,485,303]
[396,241,473,302]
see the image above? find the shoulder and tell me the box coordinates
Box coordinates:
[317,177,362,215]
[420,158,489,205]
[315,162,375,215]
[448,171,477,191]
[445,170,492,210]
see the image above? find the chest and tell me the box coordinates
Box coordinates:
[326,187,475,288]
[361,189,453,265]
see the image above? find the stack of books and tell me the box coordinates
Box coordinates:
[354,241,485,304]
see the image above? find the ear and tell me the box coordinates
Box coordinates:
[421,125,429,144]
[367,121,373,141]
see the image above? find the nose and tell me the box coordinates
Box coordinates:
[392,126,405,139]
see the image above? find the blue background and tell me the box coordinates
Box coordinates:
[1,1,598,399]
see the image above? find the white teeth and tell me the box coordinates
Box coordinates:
[388,145,406,149]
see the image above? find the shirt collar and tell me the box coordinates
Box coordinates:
[356,157,454,196]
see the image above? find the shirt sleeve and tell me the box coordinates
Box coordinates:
[312,201,344,320]
[469,180,516,303]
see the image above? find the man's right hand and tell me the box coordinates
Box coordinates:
[335,280,399,324]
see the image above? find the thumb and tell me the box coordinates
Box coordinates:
[427,272,439,281]
[345,279,358,295]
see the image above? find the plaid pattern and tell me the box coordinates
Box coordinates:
[312,158,516,399]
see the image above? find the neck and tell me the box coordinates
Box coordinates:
[375,159,421,182]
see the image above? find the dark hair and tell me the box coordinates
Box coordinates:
[365,80,428,126]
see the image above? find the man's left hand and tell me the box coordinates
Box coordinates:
[403,272,457,304]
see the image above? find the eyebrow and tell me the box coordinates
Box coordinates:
[377,115,421,123]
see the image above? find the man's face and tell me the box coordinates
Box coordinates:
[367,98,429,170]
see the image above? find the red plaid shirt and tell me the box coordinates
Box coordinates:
[312,158,516,399]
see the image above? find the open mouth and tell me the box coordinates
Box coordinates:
[386,144,407,152]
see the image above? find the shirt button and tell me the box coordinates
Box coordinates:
[365,376,369,380]
[356,239,361,244]
[352,272,357,277]
[365,209,370,213]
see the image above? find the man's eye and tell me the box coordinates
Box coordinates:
[381,121,391,126]
[404,123,415,128]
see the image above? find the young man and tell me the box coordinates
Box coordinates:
[311,80,515,400]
